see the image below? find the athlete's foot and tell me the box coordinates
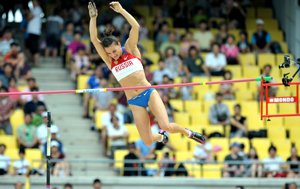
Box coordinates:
[158,129,168,144]
[185,128,205,144]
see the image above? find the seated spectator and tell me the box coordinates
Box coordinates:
[229,104,248,138]
[139,17,149,40]
[167,78,178,99]
[225,0,246,29]
[164,47,182,77]
[124,143,147,176]
[162,94,175,122]
[193,20,214,52]
[158,75,170,95]
[179,76,193,100]
[14,52,32,84]
[4,42,19,66]
[237,31,250,53]
[136,138,156,160]
[137,44,153,66]
[192,6,207,27]
[0,29,15,56]
[50,140,70,177]
[108,115,128,160]
[67,32,85,58]
[93,179,102,189]
[144,65,153,82]
[209,92,231,126]
[14,181,23,189]
[223,142,245,177]
[17,113,39,151]
[70,46,92,80]
[262,146,284,178]
[205,43,227,76]
[0,86,16,135]
[216,23,229,45]
[180,32,199,59]
[0,63,16,88]
[159,32,180,57]
[221,35,241,65]
[193,134,213,162]
[21,78,44,104]
[281,183,298,189]
[0,144,10,175]
[94,78,114,111]
[184,46,210,77]
[153,60,173,84]
[61,22,75,68]
[159,151,175,177]
[252,19,271,54]
[286,147,300,178]
[13,149,30,176]
[244,147,262,178]
[257,65,278,101]
[64,183,73,189]
[32,105,46,127]
[155,23,169,48]
[24,87,46,115]
[43,126,63,157]
[219,70,236,100]
[120,22,131,46]
[8,76,21,103]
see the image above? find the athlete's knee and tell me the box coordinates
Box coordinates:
[160,123,172,132]
[144,139,154,146]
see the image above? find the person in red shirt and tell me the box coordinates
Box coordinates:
[4,42,19,66]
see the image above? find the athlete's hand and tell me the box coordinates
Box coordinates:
[109,1,123,13]
[88,2,98,18]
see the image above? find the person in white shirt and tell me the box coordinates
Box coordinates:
[262,146,284,178]
[108,115,129,159]
[193,20,214,52]
[26,0,43,66]
[153,60,173,84]
[21,78,44,104]
[13,150,30,176]
[0,30,15,56]
[193,134,213,161]
[205,43,227,76]
[0,144,10,175]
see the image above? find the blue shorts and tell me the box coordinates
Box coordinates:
[127,89,155,107]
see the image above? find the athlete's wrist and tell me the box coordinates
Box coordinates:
[119,8,126,14]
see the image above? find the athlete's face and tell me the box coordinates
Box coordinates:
[105,42,122,60]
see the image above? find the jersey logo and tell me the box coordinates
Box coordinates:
[124,56,128,60]
[144,91,148,96]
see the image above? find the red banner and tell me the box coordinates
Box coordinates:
[268,96,297,103]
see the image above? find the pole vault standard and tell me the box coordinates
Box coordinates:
[0,77,272,96]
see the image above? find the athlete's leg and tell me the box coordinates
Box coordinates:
[129,104,162,146]
[148,90,189,136]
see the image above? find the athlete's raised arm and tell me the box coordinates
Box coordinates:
[109,2,140,52]
[88,2,111,66]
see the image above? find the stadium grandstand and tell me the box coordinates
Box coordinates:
[0,0,300,189]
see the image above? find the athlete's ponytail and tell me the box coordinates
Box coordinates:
[102,27,119,47]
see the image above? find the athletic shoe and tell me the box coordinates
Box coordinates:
[185,128,205,144]
[158,129,169,144]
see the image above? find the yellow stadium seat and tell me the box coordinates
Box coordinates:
[139,40,155,53]
[4,148,19,160]
[280,42,288,53]
[18,85,28,92]
[210,28,219,39]
[230,138,250,152]
[246,19,278,31]
[174,112,190,126]
[10,109,25,128]
[262,103,278,115]
[88,98,94,117]
[225,65,242,78]
[173,77,182,84]
[0,136,17,148]
[235,90,253,102]
[204,101,216,116]
[228,29,241,45]
[271,139,291,154]
[149,64,159,73]
[243,66,260,79]
[191,77,210,100]
[210,76,224,82]
[143,52,160,64]
[169,133,182,144]
[210,138,230,154]
[125,125,140,143]
[290,127,300,143]
[267,126,286,140]
[223,100,238,115]
[234,81,249,92]
[184,100,202,113]
[204,125,224,137]
[246,7,256,18]
[216,151,229,161]
[295,140,300,156]
[265,117,283,128]
[278,103,297,115]
[251,138,271,156]
[210,76,224,93]
[185,163,201,177]
[200,52,208,60]
[258,54,276,70]
[134,6,149,18]
[175,151,193,161]
[257,8,273,18]
[258,152,270,161]
[210,17,225,25]
[202,164,222,178]
[239,53,256,66]
[284,117,300,130]
[25,149,42,168]
[270,68,280,80]
[77,75,90,90]
[114,150,129,169]
[190,113,209,127]
[170,100,184,112]
[95,110,106,130]
[277,152,290,161]
[241,101,259,115]
[247,114,265,131]
[171,136,188,151]
[269,30,284,42]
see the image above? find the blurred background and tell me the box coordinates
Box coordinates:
[0,0,300,189]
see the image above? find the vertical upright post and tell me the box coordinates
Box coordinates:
[260,77,264,120]
[46,112,51,189]
[297,84,299,114]
[265,83,269,117]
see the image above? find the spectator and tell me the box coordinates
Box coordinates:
[159,151,176,177]
[0,63,16,88]
[43,126,63,157]
[32,105,46,127]
[180,32,199,59]
[144,65,153,82]
[0,29,15,56]
[136,138,156,160]
[167,78,178,99]
[14,52,32,84]
[223,142,245,177]
[13,149,30,176]
[229,104,248,138]
[14,181,23,189]
[257,65,278,101]
[286,147,300,178]
[193,20,214,52]
[155,23,169,49]
[93,179,102,189]
[45,8,63,59]
[137,44,153,66]
[21,78,44,104]
[205,43,227,76]
[24,87,46,115]
[26,0,43,67]
[8,76,21,103]
[209,92,231,126]
[4,42,19,66]
[225,0,246,29]
[237,31,250,53]
[162,94,175,122]
[251,19,272,54]
[245,147,262,178]
[67,32,85,58]
[17,113,39,151]
[221,35,241,65]
[173,0,190,28]
[153,9,168,40]
[0,5,6,36]
[153,60,173,84]
[219,70,236,100]
[159,32,180,57]
[282,183,298,189]
[124,143,147,176]
[158,75,170,96]
[120,22,131,46]
[138,17,148,40]
[50,140,70,177]
[94,78,114,111]
[216,23,229,45]
[179,76,193,100]
[61,22,75,68]
[192,6,207,27]
[164,47,182,77]
[20,6,30,52]
[262,146,284,178]
[184,46,210,77]
[0,144,10,175]
[70,46,92,80]
[0,86,16,135]
[64,183,73,189]
[193,134,213,162]
[108,116,128,160]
